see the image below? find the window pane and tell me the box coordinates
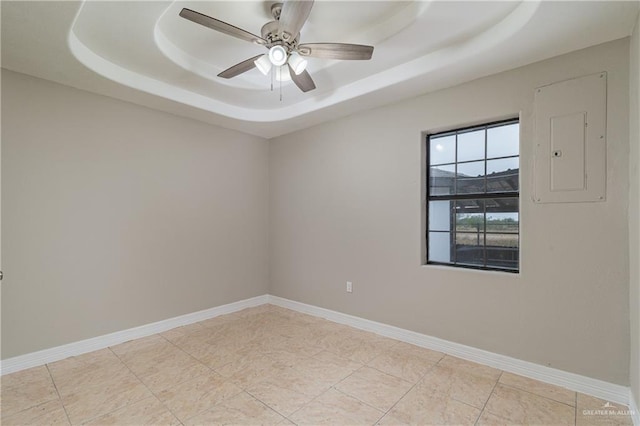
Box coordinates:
[455,199,484,267]
[429,200,452,231]
[428,232,451,263]
[486,158,519,192]
[485,197,519,269]
[455,232,485,247]
[487,157,518,174]
[430,135,455,165]
[456,215,484,234]
[486,212,519,233]
[456,161,485,194]
[487,123,519,158]
[486,233,519,269]
[485,197,518,215]
[457,129,485,162]
[456,199,484,232]
[455,232,485,266]
[455,198,483,214]
[429,164,455,195]
[486,233,519,248]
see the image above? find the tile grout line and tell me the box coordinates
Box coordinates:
[134,328,262,424]
[159,317,303,424]
[372,356,443,424]
[331,386,388,418]
[0,380,63,423]
[282,351,367,423]
[497,380,578,408]
[158,329,221,374]
[242,388,296,423]
[247,317,443,424]
[363,351,445,386]
[437,357,560,421]
[373,380,418,424]
[284,385,333,422]
[317,345,419,419]
[284,362,377,423]
[44,363,73,426]
[474,370,504,426]
[106,345,185,425]
[46,352,158,425]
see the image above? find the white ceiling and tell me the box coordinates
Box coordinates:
[2,1,639,138]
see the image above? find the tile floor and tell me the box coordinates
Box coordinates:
[0,304,633,425]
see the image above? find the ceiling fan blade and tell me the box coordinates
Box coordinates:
[289,64,316,92]
[218,55,264,79]
[278,0,314,42]
[179,8,266,45]
[298,43,374,60]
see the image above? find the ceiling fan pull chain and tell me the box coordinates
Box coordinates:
[279,73,283,102]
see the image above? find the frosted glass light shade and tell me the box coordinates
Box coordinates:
[288,52,307,75]
[254,54,272,75]
[274,66,291,81]
[268,45,288,66]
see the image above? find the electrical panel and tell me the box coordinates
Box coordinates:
[534,72,607,203]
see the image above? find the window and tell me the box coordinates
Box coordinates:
[426,119,519,272]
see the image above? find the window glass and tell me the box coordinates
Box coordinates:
[486,158,519,192]
[429,164,456,195]
[487,123,519,158]
[430,135,456,165]
[428,232,451,263]
[456,161,485,194]
[429,200,452,232]
[457,129,485,162]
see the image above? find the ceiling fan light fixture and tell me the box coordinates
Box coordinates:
[268,45,288,67]
[254,54,272,75]
[288,52,308,75]
[179,2,375,93]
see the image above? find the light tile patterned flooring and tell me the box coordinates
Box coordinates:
[0,305,633,425]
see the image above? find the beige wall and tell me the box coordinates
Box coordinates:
[269,39,631,385]
[629,11,640,412]
[1,70,269,358]
[1,36,635,390]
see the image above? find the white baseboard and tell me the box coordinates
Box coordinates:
[1,293,632,411]
[267,295,631,407]
[0,294,268,376]
[630,390,640,426]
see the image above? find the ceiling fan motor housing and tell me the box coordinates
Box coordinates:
[261,20,299,51]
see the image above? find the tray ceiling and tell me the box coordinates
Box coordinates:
[2,1,639,137]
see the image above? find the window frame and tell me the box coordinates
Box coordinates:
[425,118,520,273]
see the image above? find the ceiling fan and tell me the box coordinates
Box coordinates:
[179,0,374,93]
